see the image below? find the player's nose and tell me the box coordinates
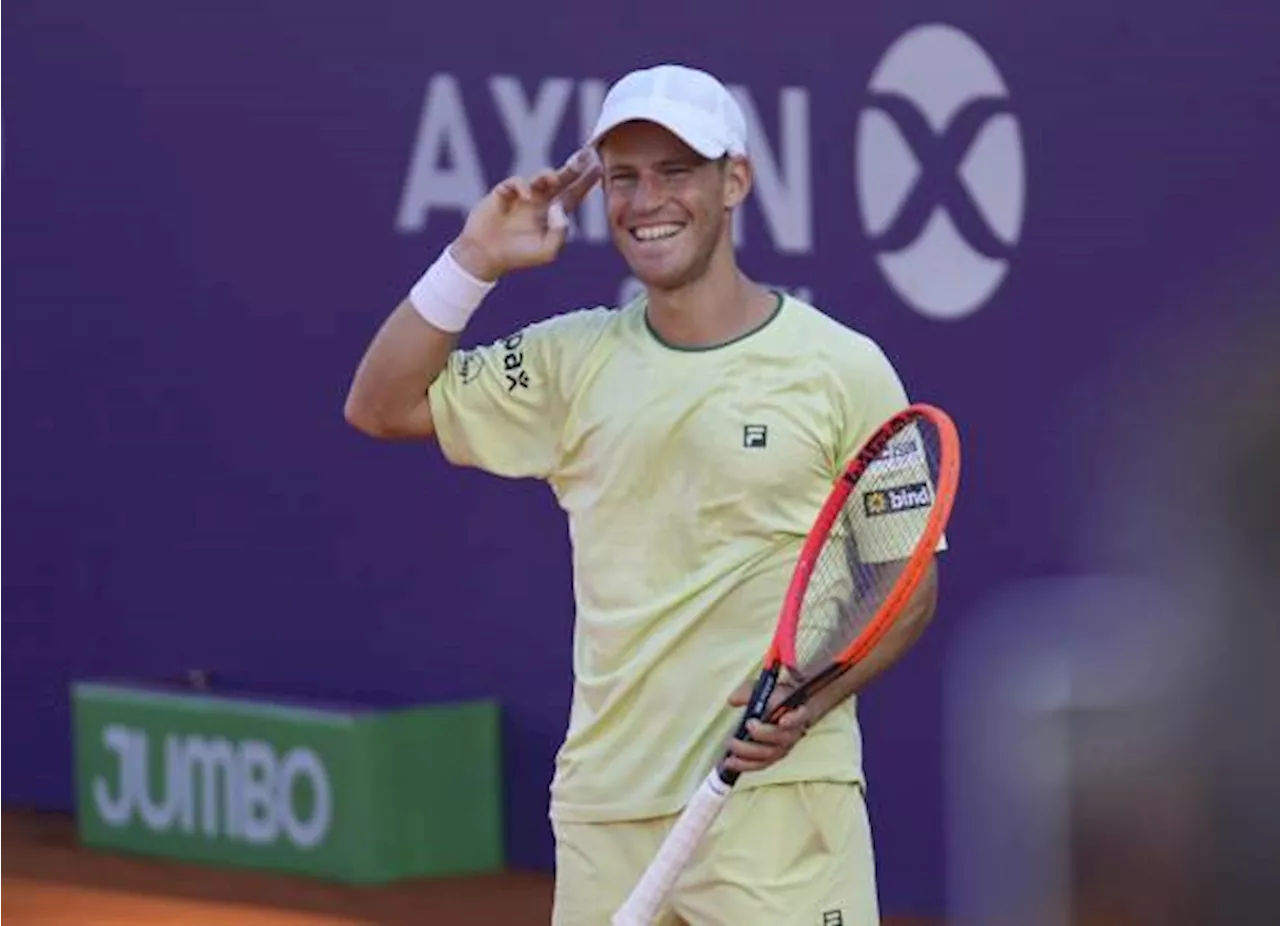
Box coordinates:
[630,173,665,213]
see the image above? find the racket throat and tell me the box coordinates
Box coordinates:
[770,662,845,721]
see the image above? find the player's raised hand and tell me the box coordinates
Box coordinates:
[451,147,602,281]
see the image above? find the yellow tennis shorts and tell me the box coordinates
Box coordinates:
[551,781,879,926]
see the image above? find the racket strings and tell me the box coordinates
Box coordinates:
[793,526,900,676]
[790,418,944,680]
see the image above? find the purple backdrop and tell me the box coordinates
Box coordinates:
[5,1,1278,916]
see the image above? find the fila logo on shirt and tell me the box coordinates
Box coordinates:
[855,24,1026,320]
[743,424,768,448]
[864,481,932,516]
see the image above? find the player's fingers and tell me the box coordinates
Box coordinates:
[557,146,598,184]
[725,737,781,763]
[727,680,753,707]
[494,176,534,205]
[556,161,603,213]
[545,148,602,203]
[723,739,789,774]
[723,755,770,774]
[529,169,559,199]
[745,719,803,748]
[776,706,811,732]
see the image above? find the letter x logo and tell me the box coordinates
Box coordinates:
[855,24,1026,320]
[863,94,1018,260]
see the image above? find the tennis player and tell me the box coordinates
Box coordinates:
[346,63,939,926]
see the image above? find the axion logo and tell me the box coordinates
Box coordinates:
[397,74,813,255]
[855,24,1026,320]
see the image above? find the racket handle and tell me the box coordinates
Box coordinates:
[610,770,732,926]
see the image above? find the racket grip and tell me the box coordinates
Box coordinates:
[610,770,732,926]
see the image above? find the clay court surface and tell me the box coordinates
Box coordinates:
[2,809,939,925]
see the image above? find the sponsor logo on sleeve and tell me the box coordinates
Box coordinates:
[450,350,485,384]
[500,332,529,392]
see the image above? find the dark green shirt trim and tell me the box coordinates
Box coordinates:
[643,290,786,353]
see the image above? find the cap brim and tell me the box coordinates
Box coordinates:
[588,101,726,160]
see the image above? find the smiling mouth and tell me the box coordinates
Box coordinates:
[630,223,685,242]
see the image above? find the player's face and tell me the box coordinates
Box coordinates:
[598,122,749,292]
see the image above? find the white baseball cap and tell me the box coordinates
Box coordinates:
[587,64,748,160]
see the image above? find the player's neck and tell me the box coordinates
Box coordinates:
[644,252,776,351]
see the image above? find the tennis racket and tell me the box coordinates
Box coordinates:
[611,402,961,926]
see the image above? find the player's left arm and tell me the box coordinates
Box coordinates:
[803,560,937,718]
[726,337,943,772]
[807,340,946,711]
[725,563,937,772]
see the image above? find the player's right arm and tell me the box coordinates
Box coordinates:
[341,254,471,441]
[344,151,601,441]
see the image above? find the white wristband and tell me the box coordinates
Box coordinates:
[407,247,497,333]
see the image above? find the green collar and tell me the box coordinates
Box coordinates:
[643,290,785,352]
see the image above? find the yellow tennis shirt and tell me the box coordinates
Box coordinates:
[428,292,913,823]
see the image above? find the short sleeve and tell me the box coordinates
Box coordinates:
[832,336,948,562]
[427,309,603,480]
[834,337,911,469]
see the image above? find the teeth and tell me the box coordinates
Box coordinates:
[633,224,683,241]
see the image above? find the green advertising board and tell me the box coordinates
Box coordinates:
[71,681,504,883]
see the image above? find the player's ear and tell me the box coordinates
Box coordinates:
[721,155,751,210]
